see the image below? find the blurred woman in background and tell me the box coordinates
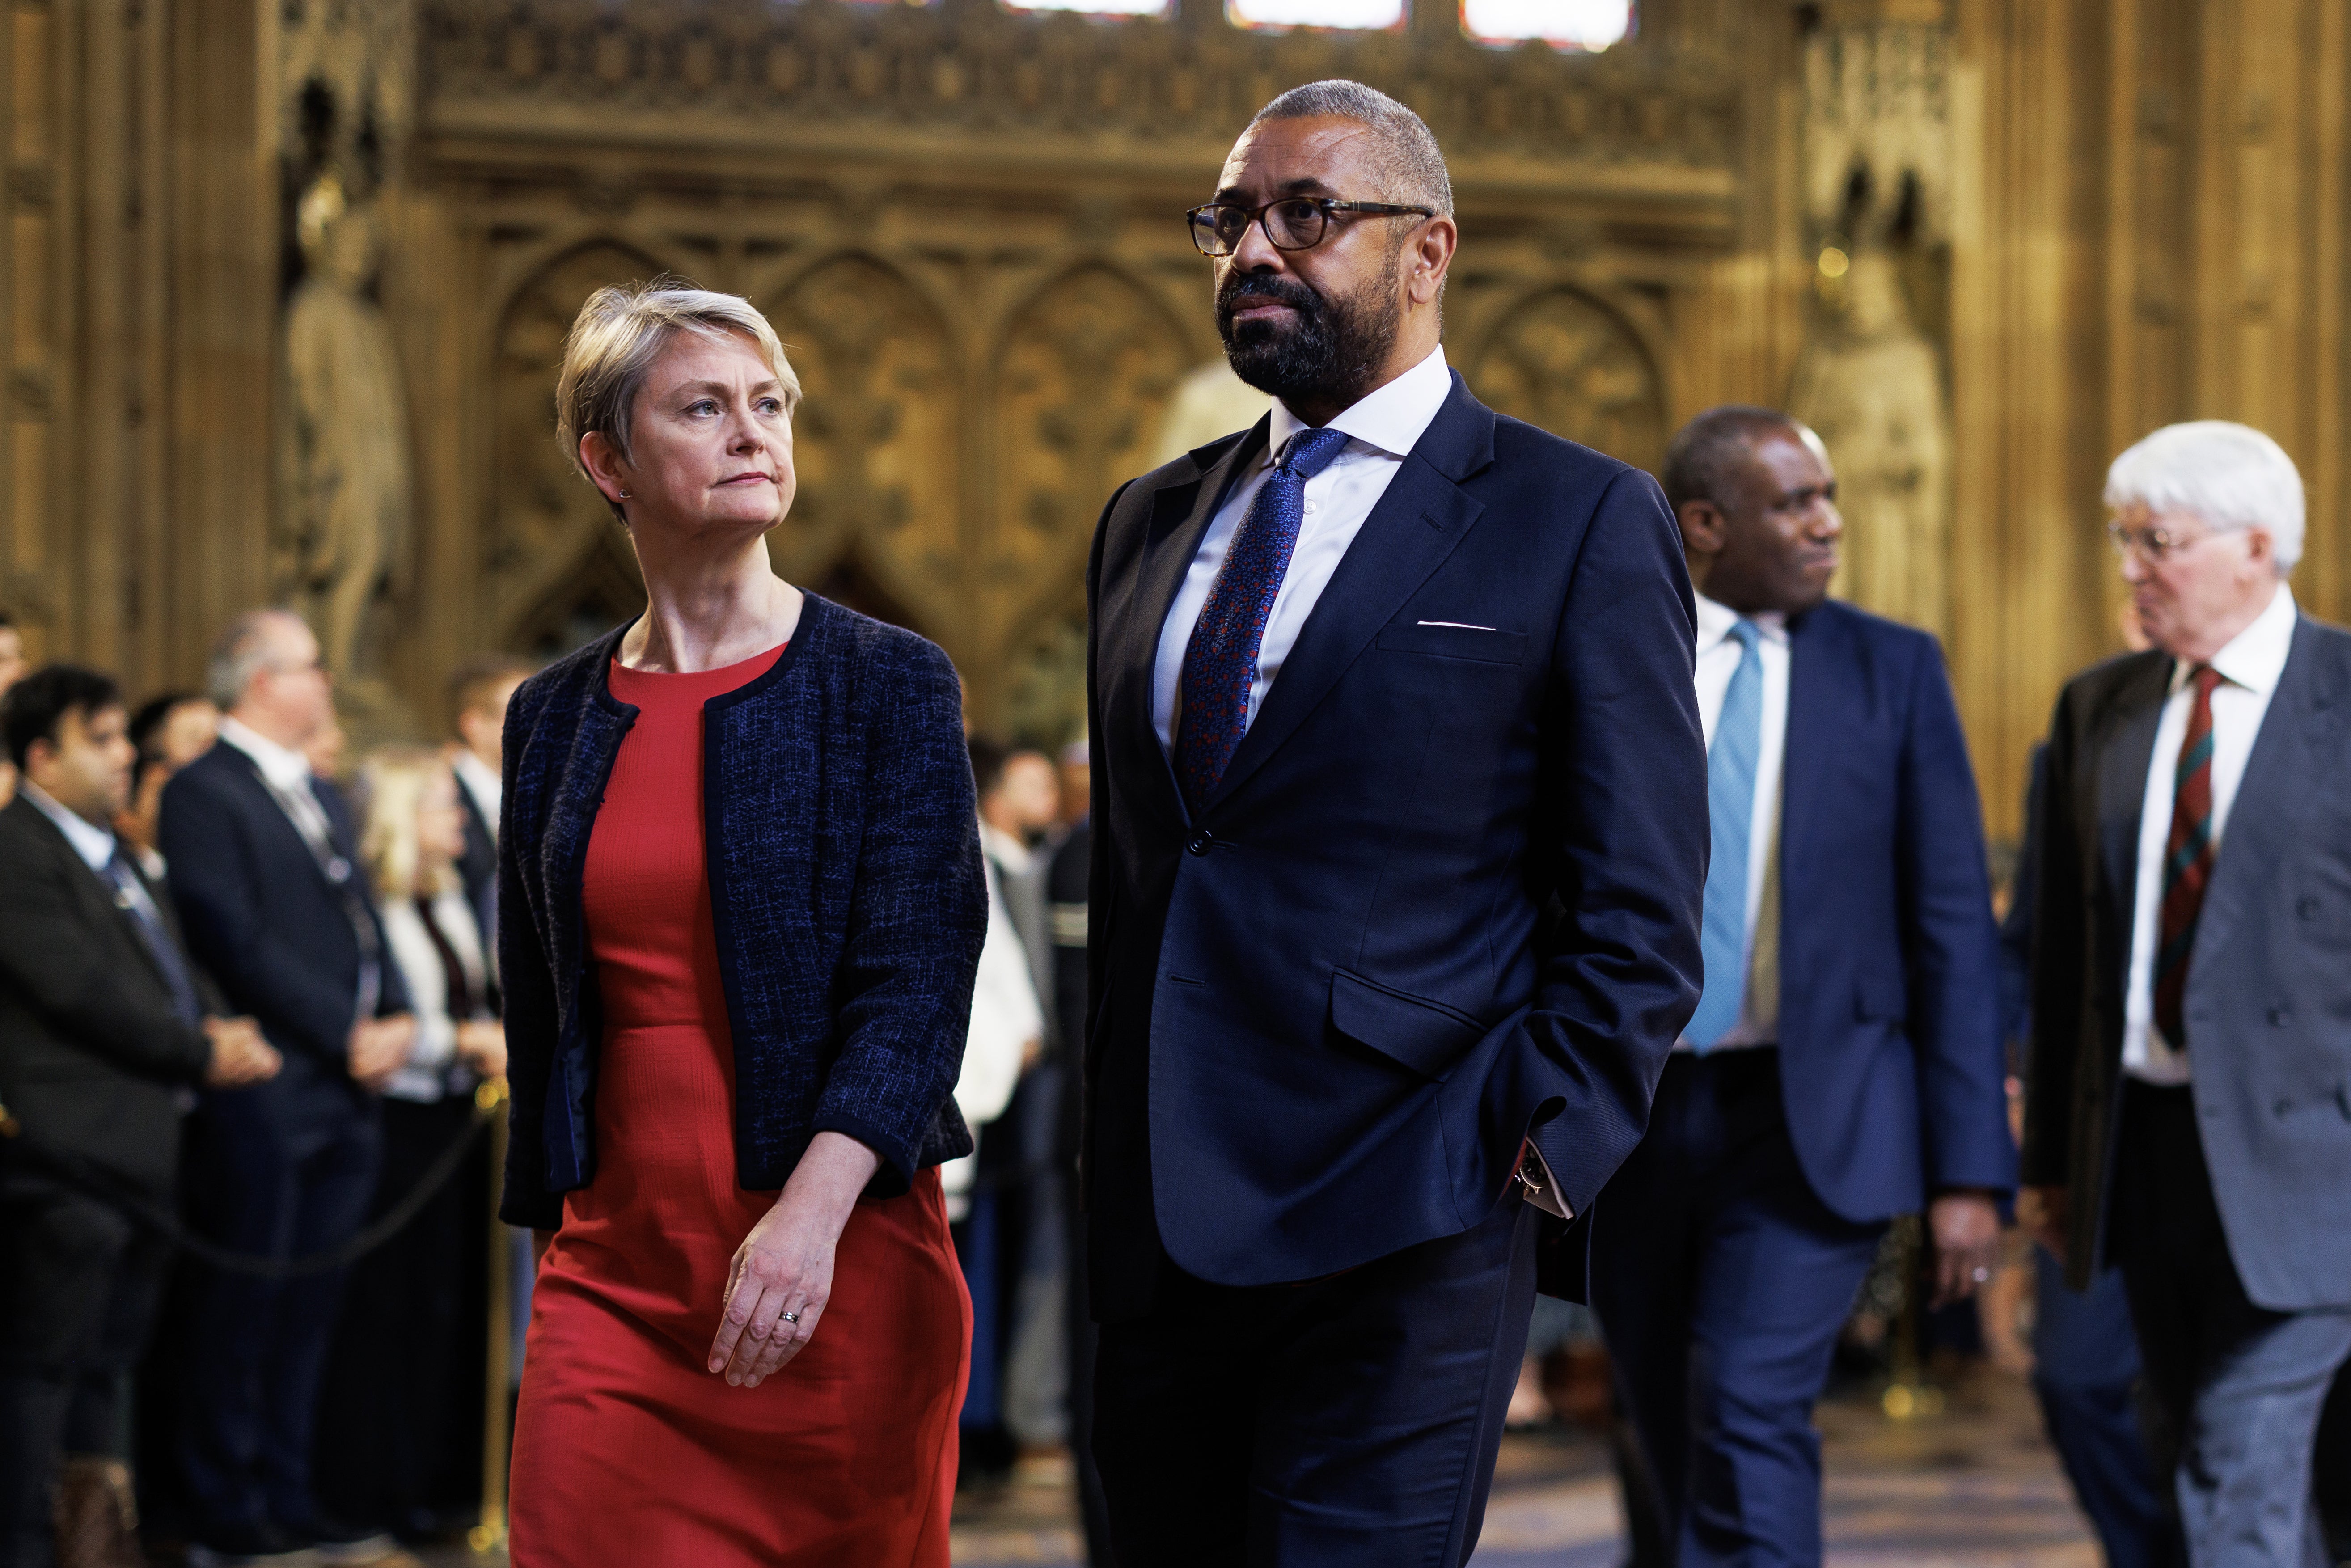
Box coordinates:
[317,746,506,1550]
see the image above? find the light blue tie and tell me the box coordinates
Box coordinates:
[1688,620,1763,1050]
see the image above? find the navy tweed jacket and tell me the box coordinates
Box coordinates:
[496,593,988,1230]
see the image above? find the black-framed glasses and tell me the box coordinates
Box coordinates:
[1186,197,1435,257]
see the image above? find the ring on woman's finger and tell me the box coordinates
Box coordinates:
[780,1310,800,1325]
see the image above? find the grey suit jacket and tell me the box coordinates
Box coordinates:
[2023,613,2351,1311]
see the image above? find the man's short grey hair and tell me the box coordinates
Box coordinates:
[206,609,306,709]
[2104,420,2305,576]
[1250,80,1454,220]
[555,277,802,524]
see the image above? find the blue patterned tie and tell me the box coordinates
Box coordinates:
[1175,426,1352,816]
[1687,620,1763,1049]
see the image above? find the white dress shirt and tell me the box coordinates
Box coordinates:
[453,748,502,840]
[2123,582,2298,1085]
[940,844,1044,1220]
[216,715,338,857]
[1675,593,1791,1051]
[20,778,121,874]
[1152,343,1454,754]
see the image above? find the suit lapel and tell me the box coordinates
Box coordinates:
[1778,604,1848,905]
[1106,421,1267,828]
[2095,655,2172,929]
[2195,619,2340,965]
[211,742,347,897]
[1205,378,1495,811]
[14,801,172,995]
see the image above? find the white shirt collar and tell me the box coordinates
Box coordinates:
[2172,581,2297,697]
[18,779,119,873]
[217,715,315,794]
[452,748,501,829]
[979,820,1033,876]
[1693,591,1790,653]
[1266,343,1452,464]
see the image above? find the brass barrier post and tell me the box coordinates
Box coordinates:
[472,1079,512,1554]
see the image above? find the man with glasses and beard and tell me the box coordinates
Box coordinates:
[1080,80,1707,1567]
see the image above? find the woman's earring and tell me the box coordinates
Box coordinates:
[618,489,632,499]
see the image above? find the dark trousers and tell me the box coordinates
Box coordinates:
[2028,1243,2181,1568]
[1590,1050,1886,1568]
[176,1086,381,1541]
[2110,1081,2351,1568]
[0,1170,170,1568]
[1093,1192,1539,1567]
[317,1096,488,1538]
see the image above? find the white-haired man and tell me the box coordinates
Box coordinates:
[2022,421,2351,1566]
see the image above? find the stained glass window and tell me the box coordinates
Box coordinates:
[1226,0,1408,34]
[1461,0,1633,51]
[1001,0,1173,14]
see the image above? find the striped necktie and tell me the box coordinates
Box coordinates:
[2153,664,2224,1052]
[1174,425,1351,816]
[1687,620,1763,1049]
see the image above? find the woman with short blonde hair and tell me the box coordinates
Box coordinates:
[500,279,985,1565]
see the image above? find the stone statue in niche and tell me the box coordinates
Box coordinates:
[1788,249,1951,637]
[278,174,413,680]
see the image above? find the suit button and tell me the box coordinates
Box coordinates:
[1186,831,1214,857]
[2299,896,2323,920]
[2270,1006,2293,1027]
[2276,1098,2294,1118]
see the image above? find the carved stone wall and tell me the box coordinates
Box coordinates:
[396,0,1763,743]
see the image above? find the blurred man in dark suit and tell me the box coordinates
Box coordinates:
[114,692,219,878]
[1593,407,2014,1567]
[0,664,277,1568]
[161,611,414,1568]
[444,655,531,956]
[2025,422,2351,1567]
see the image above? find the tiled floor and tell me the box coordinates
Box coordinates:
[944,1368,2099,1568]
[407,1367,2099,1566]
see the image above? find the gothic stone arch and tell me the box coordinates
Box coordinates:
[1467,287,1668,475]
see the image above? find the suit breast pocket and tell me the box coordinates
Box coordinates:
[1375,621,1530,666]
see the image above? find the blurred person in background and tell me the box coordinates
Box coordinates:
[116,693,220,876]
[1593,408,2013,1566]
[975,742,1073,1482]
[439,654,534,1407]
[444,655,532,955]
[301,714,347,785]
[0,664,278,1568]
[954,736,1049,1478]
[2025,422,2351,1567]
[1043,735,1114,1560]
[317,748,507,1555]
[161,609,415,1568]
[0,609,27,808]
[1998,744,2178,1568]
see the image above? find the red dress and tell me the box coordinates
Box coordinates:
[508,644,969,1567]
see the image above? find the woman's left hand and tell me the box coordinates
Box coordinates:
[707,1130,881,1387]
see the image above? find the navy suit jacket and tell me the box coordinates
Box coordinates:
[160,741,408,1120]
[1083,373,1709,1320]
[1772,600,2015,1222]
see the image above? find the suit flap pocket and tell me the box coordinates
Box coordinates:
[1853,968,1906,1021]
[1329,968,1486,1080]
[1375,622,1529,665]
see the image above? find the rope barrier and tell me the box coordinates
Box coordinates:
[0,1083,504,1279]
